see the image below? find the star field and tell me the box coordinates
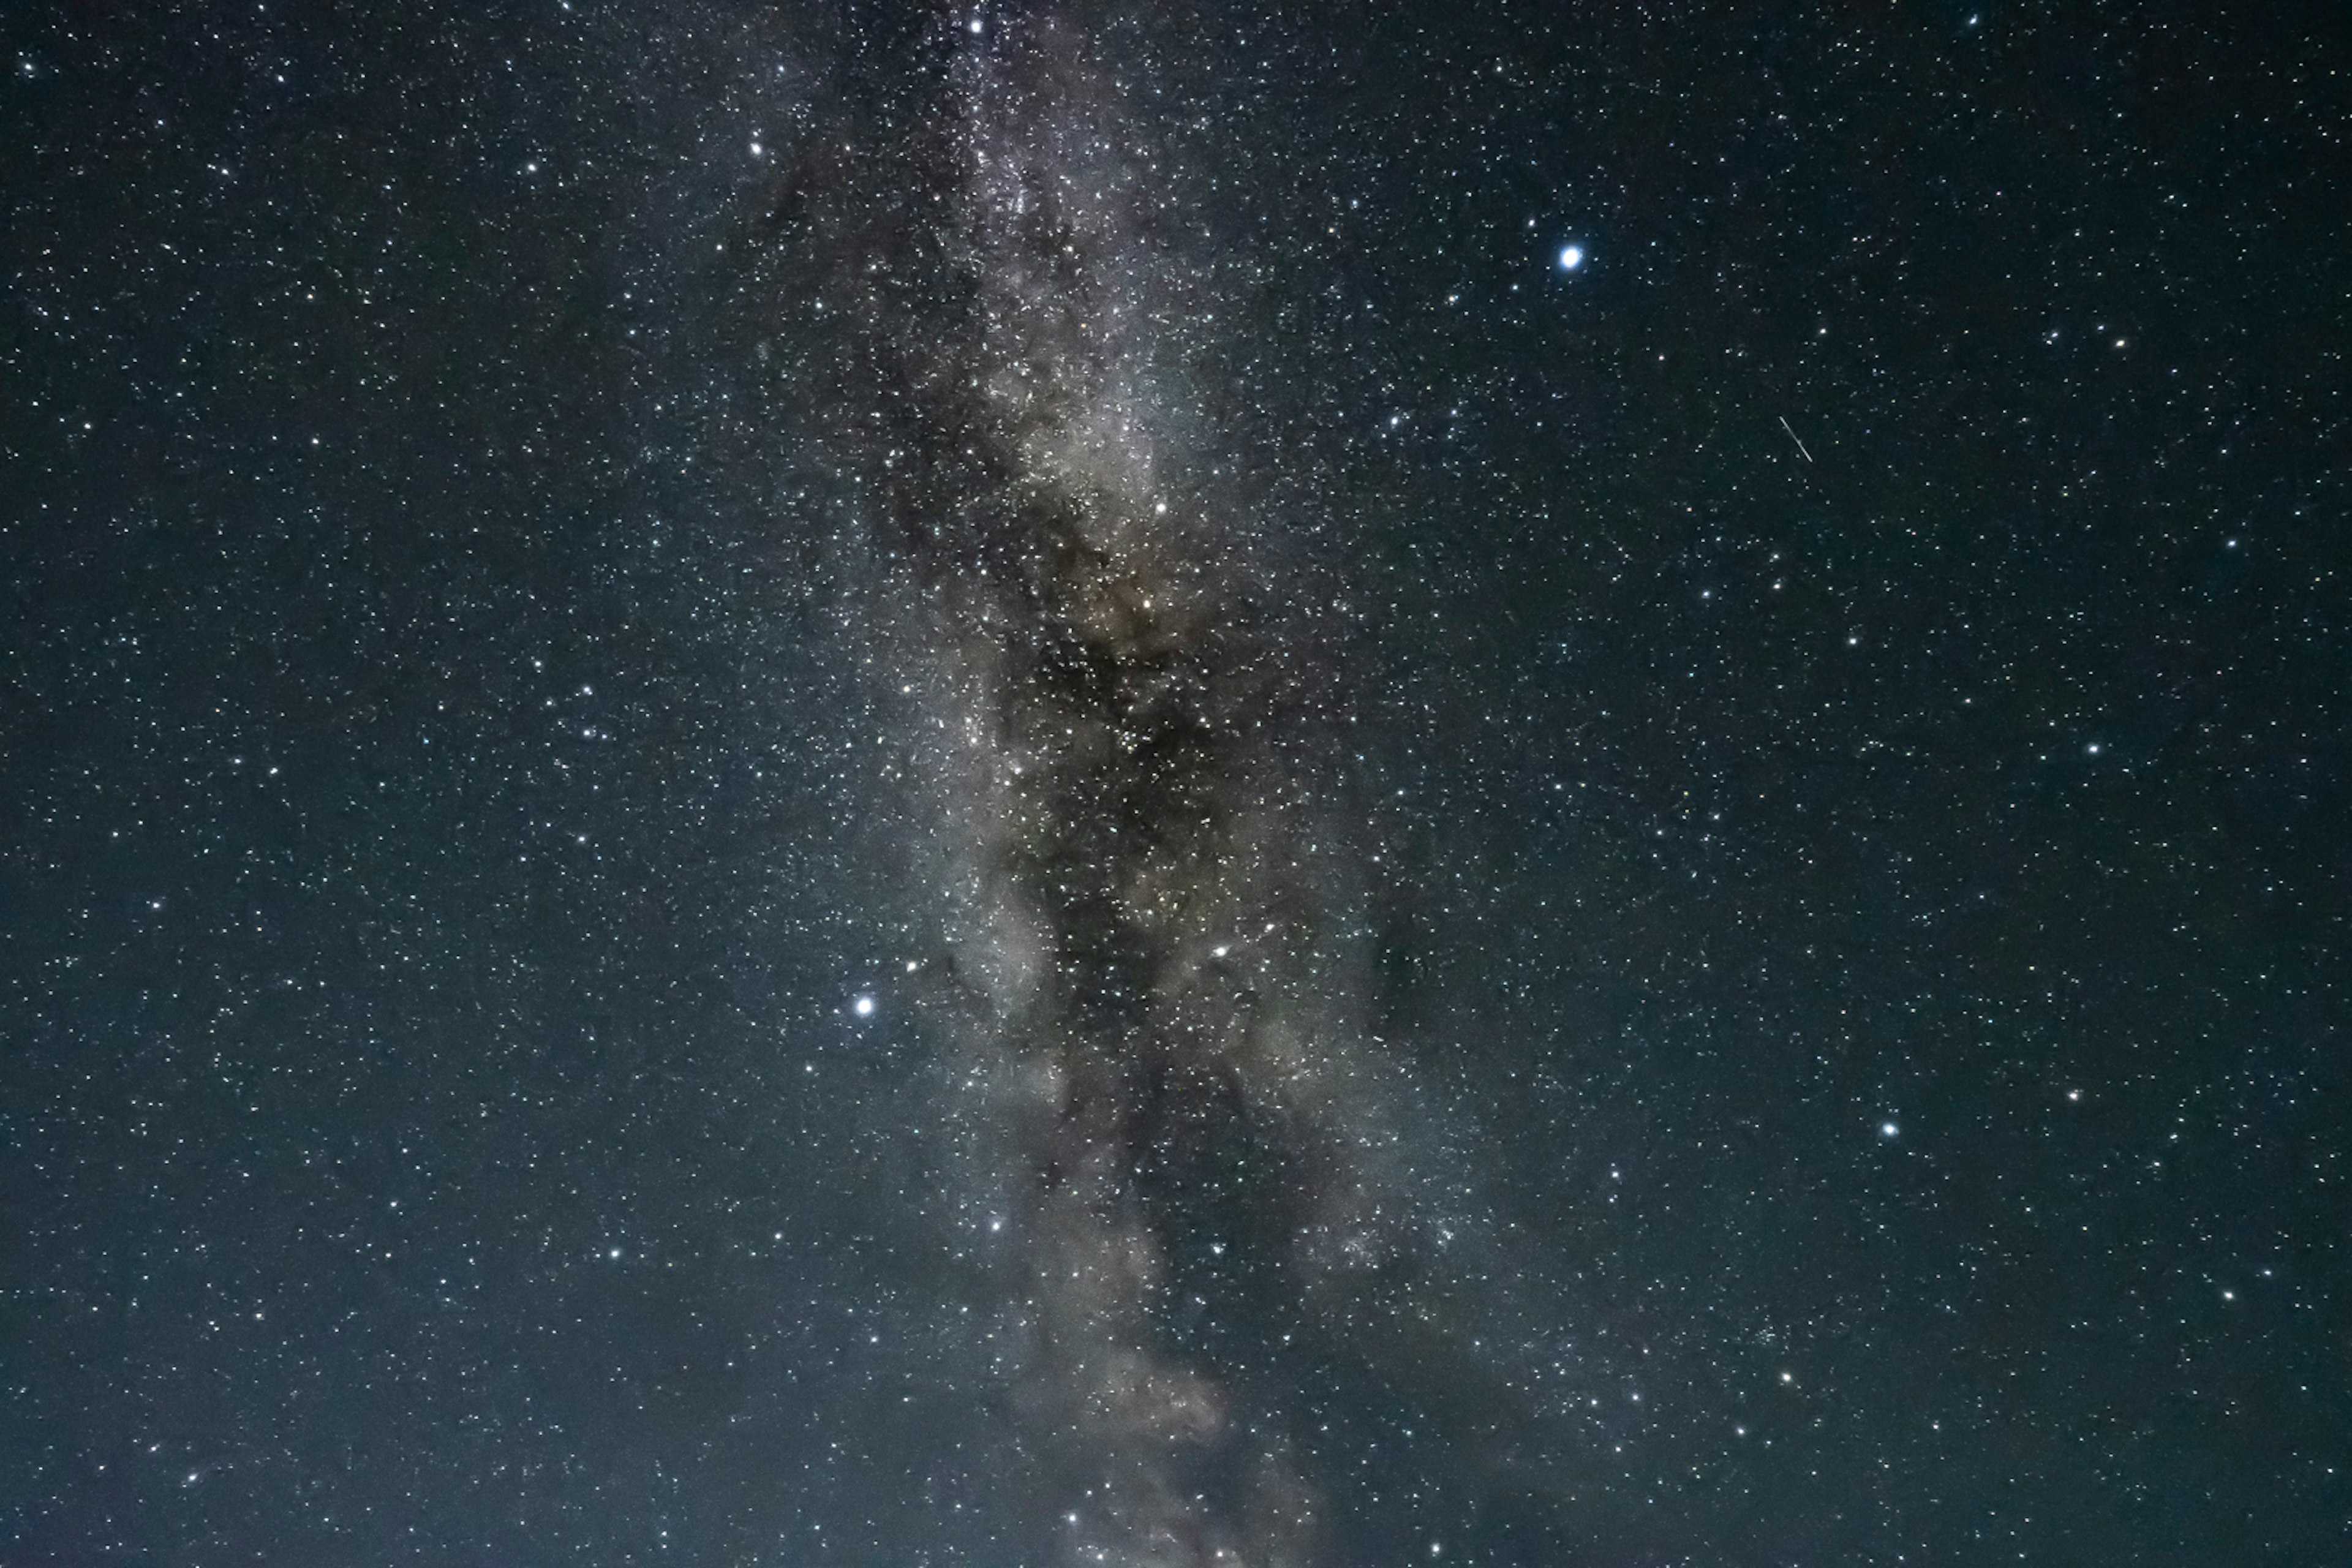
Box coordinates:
[3,2,2346,1564]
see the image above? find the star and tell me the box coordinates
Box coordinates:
[1557,244,1585,271]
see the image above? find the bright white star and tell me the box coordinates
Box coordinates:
[1557,244,1584,271]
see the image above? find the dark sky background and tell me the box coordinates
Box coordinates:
[4,2,2347,1565]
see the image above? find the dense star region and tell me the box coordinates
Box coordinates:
[5,0,2350,1564]
[766,15,1477,1561]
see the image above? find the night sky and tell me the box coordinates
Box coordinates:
[5,2,2348,1564]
